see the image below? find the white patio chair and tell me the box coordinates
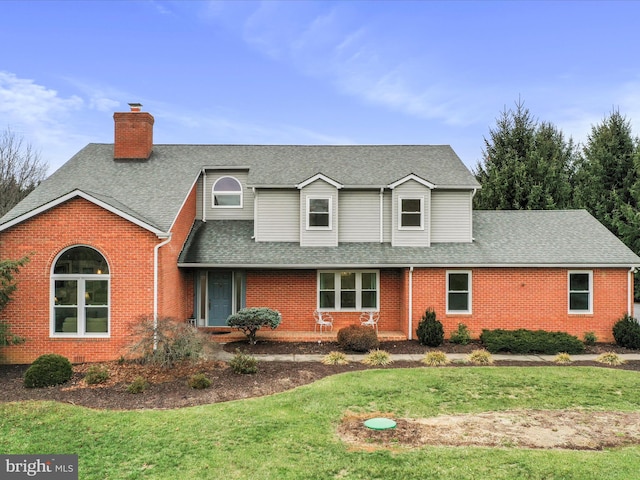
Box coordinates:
[360,311,380,333]
[314,310,334,333]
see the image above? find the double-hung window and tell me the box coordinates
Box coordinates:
[52,246,110,336]
[307,197,331,229]
[568,271,592,314]
[399,197,423,229]
[318,271,378,310]
[447,271,471,314]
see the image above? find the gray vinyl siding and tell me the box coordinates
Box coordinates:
[431,190,473,243]
[204,171,254,220]
[392,180,431,246]
[339,190,381,242]
[383,191,392,243]
[300,180,338,247]
[255,189,299,242]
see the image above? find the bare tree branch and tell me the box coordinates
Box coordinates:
[0,127,48,218]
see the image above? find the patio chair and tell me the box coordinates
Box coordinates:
[360,311,380,333]
[314,310,334,333]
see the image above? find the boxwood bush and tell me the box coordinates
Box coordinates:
[24,353,73,388]
[480,329,585,354]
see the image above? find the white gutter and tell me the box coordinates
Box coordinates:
[408,266,414,340]
[153,234,173,350]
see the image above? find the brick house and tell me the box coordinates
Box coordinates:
[1,105,639,363]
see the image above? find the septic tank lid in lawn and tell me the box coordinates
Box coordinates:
[364,417,396,430]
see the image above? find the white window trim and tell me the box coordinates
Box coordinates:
[568,270,593,314]
[50,246,110,338]
[317,270,379,311]
[306,196,332,230]
[212,176,243,209]
[446,270,472,314]
[398,196,424,230]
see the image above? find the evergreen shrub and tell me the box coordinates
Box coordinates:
[480,329,585,354]
[416,308,444,347]
[612,314,640,349]
[337,325,379,352]
[24,353,73,388]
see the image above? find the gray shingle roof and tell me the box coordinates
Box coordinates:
[0,144,478,232]
[178,211,640,267]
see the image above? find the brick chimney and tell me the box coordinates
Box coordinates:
[113,103,154,160]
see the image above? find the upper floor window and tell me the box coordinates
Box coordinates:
[213,176,243,208]
[399,197,423,229]
[569,271,592,314]
[307,197,331,229]
[447,270,471,314]
[51,246,110,337]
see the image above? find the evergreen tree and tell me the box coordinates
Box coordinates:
[474,100,575,210]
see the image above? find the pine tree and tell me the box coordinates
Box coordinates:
[474,100,575,210]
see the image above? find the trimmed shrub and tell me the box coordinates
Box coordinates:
[449,323,471,345]
[321,351,349,365]
[422,351,450,366]
[480,329,585,354]
[127,376,149,394]
[583,331,597,346]
[612,314,640,349]
[188,373,212,389]
[128,315,209,368]
[229,350,258,374]
[24,354,73,388]
[227,307,282,345]
[416,308,444,347]
[84,365,110,385]
[595,352,625,366]
[467,349,494,365]
[337,325,379,352]
[362,350,393,366]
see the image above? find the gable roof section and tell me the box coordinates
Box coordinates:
[178,210,640,268]
[0,144,478,232]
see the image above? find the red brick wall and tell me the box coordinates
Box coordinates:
[245,269,403,332]
[410,267,630,342]
[157,186,197,321]
[0,198,163,364]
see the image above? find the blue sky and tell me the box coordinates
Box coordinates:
[1,1,640,175]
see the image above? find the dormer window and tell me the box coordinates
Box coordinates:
[213,176,242,208]
[399,197,423,229]
[307,197,331,229]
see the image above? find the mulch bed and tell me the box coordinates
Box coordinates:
[1,340,638,411]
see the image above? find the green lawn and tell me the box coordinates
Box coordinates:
[2,366,640,479]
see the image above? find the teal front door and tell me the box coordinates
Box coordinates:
[208,271,233,327]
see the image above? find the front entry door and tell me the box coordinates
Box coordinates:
[208,271,233,327]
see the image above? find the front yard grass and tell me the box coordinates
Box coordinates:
[2,366,640,479]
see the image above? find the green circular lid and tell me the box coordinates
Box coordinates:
[364,417,397,430]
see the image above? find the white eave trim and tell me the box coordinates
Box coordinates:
[0,189,168,237]
[388,174,436,190]
[296,173,343,190]
[178,262,640,269]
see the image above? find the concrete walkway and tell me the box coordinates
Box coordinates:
[213,346,640,363]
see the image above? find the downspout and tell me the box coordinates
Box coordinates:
[629,267,636,317]
[379,188,384,243]
[153,234,173,350]
[408,266,414,340]
[202,169,207,222]
[252,187,257,240]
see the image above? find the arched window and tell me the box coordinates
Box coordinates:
[212,176,242,207]
[52,246,110,336]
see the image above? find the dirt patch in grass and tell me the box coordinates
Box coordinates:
[338,410,640,450]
